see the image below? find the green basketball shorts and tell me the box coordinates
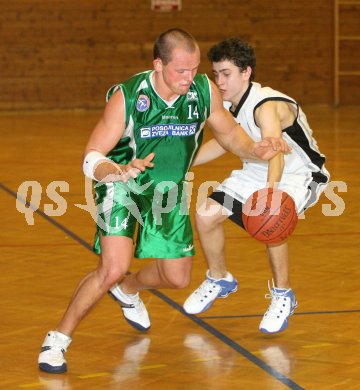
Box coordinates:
[93,180,194,259]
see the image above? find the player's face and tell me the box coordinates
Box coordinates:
[161,47,200,95]
[212,60,250,105]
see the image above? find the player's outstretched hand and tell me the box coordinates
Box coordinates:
[121,152,155,182]
[254,137,291,160]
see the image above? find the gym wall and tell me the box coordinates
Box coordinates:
[0,0,358,110]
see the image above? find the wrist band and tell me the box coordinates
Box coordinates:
[83,151,112,181]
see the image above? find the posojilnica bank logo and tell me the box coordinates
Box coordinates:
[136,94,150,112]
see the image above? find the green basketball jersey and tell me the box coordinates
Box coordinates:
[93,71,211,258]
[106,71,211,192]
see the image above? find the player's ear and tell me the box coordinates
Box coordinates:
[243,66,252,81]
[153,58,163,72]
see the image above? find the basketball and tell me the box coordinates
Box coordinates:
[242,188,298,244]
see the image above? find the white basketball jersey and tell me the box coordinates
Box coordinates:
[225,82,329,183]
[216,83,330,214]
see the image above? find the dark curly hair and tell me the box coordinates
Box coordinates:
[207,38,256,81]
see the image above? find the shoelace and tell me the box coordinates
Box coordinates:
[134,299,146,314]
[47,342,68,355]
[196,279,222,298]
[120,291,142,309]
[121,297,146,317]
[264,280,292,319]
[49,348,66,357]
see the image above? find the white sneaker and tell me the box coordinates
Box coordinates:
[183,271,238,314]
[109,284,151,332]
[38,331,72,373]
[259,281,298,333]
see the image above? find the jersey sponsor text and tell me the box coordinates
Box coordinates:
[140,123,197,139]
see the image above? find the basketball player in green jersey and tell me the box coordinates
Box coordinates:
[38,28,290,374]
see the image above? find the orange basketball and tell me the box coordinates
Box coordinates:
[242,188,298,244]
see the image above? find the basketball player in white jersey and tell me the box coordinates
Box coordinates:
[183,38,330,333]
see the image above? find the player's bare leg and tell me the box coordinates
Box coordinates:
[196,198,230,278]
[39,235,133,373]
[183,199,237,314]
[110,257,193,332]
[57,235,133,335]
[121,257,193,292]
[266,241,289,288]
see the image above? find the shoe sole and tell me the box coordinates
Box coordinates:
[39,362,67,374]
[125,318,151,332]
[259,320,289,334]
[259,302,298,334]
[108,290,151,332]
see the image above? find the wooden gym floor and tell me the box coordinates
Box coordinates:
[0,105,359,389]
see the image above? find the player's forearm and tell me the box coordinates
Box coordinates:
[192,139,227,166]
[267,153,284,188]
[217,124,257,160]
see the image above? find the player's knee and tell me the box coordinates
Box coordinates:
[97,263,126,290]
[161,269,191,289]
[195,210,204,228]
[195,210,218,232]
[106,270,125,288]
[168,275,191,289]
[177,273,192,289]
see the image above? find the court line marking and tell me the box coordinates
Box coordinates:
[150,289,304,390]
[199,309,360,320]
[19,383,43,388]
[1,182,304,390]
[0,243,79,248]
[0,182,93,252]
[78,372,110,379]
